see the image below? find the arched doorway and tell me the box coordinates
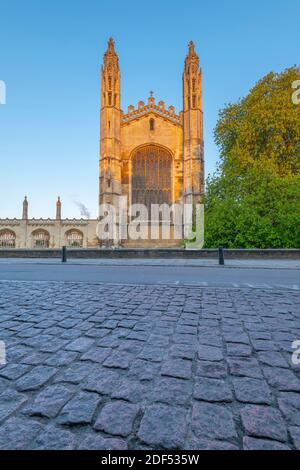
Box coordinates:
[65,229,84,247]
[131,144,172,215]
[31,229,50,248]
[0,229,16,248]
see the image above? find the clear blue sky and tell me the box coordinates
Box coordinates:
[0,0,299,218]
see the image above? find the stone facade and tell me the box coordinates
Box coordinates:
[99,39,204,247]
[0,198,99,249]
[0,39,204,249]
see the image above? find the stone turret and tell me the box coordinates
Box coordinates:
[22,196,28,220]
[56,196,61,220]
[182,41,204,207]
[99,37,122,245]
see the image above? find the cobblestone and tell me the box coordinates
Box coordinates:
[289,426,300,449]
[94,401,139,437]
[192,402,237,440]
[161,358,192,379]
[78,434,128,450]
[198,345,223,361]
[196,360,227,378]
[138,404,188,449]
[111,379,146,403]
[243,436,290,450]
[58,391,101,425]
[16,366,57,391]
[233,377,272,404]
[32,425,77,450]
[263,366,300,392]
[0,389,27,422]
[151,377,192,405]
[185,436,239,450]
[194,377,233,402]
[227,357,262,378]
[0,363,30,380]
[0,417,42,450]
[0,281,299,449]
[241,405,288,442]
[24,384,73,418]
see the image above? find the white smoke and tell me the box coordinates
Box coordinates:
[73,199,91,219]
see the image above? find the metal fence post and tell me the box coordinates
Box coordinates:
[62,246,67,263]
[218,247,224,265]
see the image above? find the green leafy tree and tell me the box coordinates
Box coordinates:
[205,67,300,248]
[215,66,300,176]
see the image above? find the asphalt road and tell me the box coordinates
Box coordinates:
[0,260,298,290]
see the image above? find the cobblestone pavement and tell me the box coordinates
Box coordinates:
[0,281,300,450]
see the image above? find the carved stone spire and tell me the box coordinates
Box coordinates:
[22,196,28,220]
[101,37,120,108]
[107,37,116,54]
[188,40,197,58]
[99,38,122,245]
[56,196,61,220]
[182,41,204,206]
[183,40,201,110]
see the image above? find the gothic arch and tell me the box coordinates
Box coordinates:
[65,229,84,247]
[31,229,50,248]
[0,229,16,248]
[130,144,173,214]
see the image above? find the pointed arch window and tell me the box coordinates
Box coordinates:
[149,118,155,131]
[131,145,172,217]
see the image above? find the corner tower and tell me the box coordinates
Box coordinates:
[99,38,121,211]
[183,41,204,206]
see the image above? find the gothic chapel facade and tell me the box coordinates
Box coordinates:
[0,39,204,249]
[99,38,204,247]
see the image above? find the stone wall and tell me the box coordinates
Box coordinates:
[0,219,99,249]
[0,248,299,259]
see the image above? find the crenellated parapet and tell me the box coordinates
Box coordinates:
[27,219,56,226]
[121,96,182,126]
[61,219,90,226]
[0,219,21,226]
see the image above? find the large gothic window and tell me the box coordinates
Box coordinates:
[0,229,16,248]
[131,145,172,216]
[32,229,50,248]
